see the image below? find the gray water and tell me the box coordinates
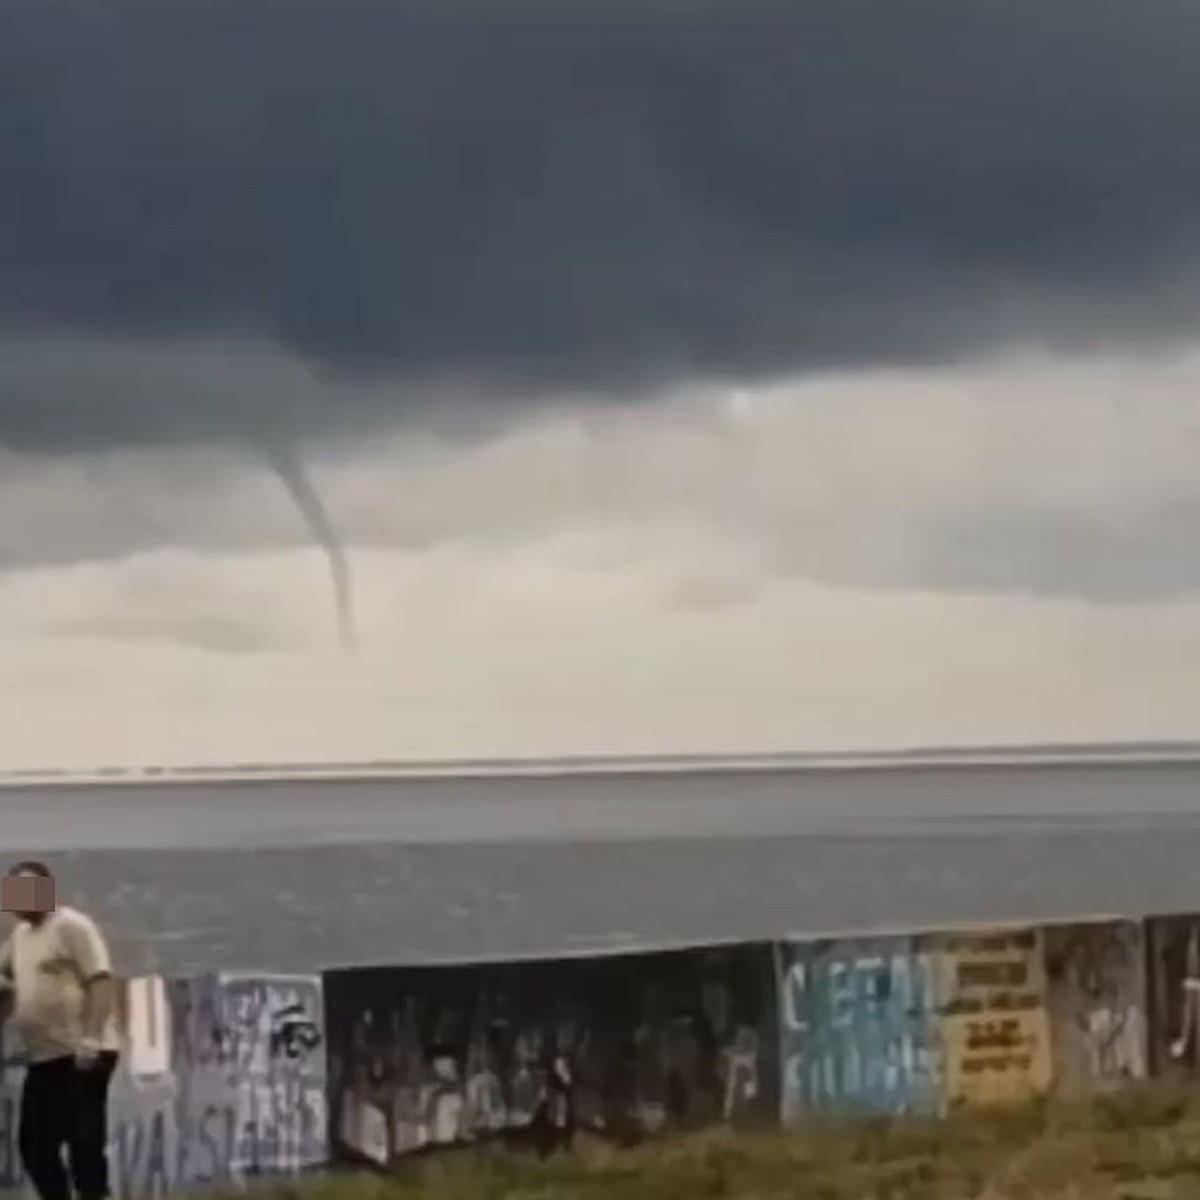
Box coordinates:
[4,760,1200,977]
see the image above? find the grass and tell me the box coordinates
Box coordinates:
[224,1085,1200,1200]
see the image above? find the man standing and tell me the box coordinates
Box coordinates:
[0,861,120,1200]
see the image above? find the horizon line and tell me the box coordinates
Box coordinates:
[6,736,1200,787]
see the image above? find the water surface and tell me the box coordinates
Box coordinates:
[3,760,1199,976]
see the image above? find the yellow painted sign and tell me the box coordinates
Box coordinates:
[937,927,1052,1108]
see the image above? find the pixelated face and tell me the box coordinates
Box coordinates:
[1,872,56,919]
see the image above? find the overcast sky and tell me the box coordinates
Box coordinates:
[4,0,1200,768]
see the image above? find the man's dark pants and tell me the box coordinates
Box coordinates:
[19,1052,119,1200]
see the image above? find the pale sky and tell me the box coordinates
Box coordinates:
[6,346,1200,770]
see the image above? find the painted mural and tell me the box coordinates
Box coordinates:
[935,925,1052,1109]
[0,912,1195,1196]
[168,973,327,1185]
[1042,919,1146,1098]
[777,934,941,1121]
[1,971,328,1199]
[323,942,778,1165]
[1144,913,1200,1076]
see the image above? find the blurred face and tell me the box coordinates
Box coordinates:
[1,871,56,923]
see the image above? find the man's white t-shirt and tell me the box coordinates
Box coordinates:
[0,904,120,1063]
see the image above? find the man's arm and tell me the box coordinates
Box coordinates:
[0,935,12,1022]
[60,912,115,1045]
[81,975,116,1045]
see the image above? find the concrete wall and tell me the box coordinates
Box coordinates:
[935,925,1053,1110]
[1145,913,1200,1077]
[322,942,778,1165]
[1,973,327,1199]
[1043,918,1146,1098]
[3,911,1200,1192]
[777,934,941,1119]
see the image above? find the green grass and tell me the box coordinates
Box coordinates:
[226,1085,1200,1200]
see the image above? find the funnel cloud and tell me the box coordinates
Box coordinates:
[264,444,356,652]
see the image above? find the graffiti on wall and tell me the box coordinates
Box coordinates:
[172,973,327,1181]
[0,1015,26,1193]
[101,971,329,1199]
[0,968,325,1199]
[936,926,1052,1108]
[324,943,778,1165]
[1043,919,1146,1097]
[1144,913,1200,1076]
[0,915,1194,1195]
[778,935,941,1120]
[110,1085,180,1200]
[216,974,326,1174]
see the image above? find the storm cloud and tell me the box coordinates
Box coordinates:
[2,0,1200,450]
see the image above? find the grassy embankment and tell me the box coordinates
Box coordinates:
[228,1085,1200,1200]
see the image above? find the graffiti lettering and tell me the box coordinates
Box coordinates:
[175,1102,237,1189]
[721,1027,759,1118]
[780,938,940,1121]
[112,1103,173,1200]
[961,1054,1032,1074]
[214,977,327,1175]
[169,977,225,1074]
[1144,915,1200,1075]
[940,928,1052,1108]
[157,973,329,1186]
[958,962,1027,989]
[270,1004,322,1061]
[781,962,808,1033]
[1044,921,1146,1096]
[965,1020,1026,1051]
[326,947,777,1163]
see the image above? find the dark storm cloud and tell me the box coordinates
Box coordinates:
[2,0,1200,450]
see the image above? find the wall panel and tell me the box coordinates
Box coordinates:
[778,934,941,1120]
[324,942,778,1165]
[934,926,1052,1109]
[1043,919,1146,1097]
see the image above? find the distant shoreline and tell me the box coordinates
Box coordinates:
[6,737,1200,788]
